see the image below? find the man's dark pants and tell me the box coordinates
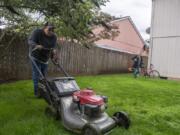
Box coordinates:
[32,59,48,96]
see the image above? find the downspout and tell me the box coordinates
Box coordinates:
[148,0,155,68]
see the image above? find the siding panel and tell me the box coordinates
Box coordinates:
[150,0,180,78]
[151,37,180,78]
[153,0,180,37]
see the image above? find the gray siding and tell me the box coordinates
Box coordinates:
[149,0,180,78]
[152,0,180,37]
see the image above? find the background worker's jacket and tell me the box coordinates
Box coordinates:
[132,56,143,68]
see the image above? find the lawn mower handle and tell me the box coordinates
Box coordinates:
[51,59,70,78]
[29,53,46,79]
[29,53,59,106]
[30,47,70,78]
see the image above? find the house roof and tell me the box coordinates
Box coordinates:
[94,16,147,56]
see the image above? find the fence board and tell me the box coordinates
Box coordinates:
[0,38,148,81]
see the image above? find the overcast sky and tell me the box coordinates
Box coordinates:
[101,0,152,40]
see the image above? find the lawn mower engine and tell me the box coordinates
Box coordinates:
[73,89,108,118]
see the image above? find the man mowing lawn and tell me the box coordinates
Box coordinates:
[28,22,58,98]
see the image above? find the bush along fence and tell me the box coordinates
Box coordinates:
[0,37,148,81]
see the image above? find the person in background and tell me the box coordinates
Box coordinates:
[131,55,143,78]
[28,22,57,97]
[131,45,148,78]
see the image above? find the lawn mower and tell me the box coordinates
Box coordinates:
[29,49,130,135]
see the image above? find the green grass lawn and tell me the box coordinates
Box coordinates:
[0,74,180,135]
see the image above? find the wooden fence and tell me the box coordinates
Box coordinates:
[0,37,148,81]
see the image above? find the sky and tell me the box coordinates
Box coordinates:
[101,0,152,40]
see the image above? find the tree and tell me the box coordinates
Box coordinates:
[0,0,118,46]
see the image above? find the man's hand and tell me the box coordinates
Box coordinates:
[35,45,43,50]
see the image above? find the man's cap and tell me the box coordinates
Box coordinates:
[44,22,55,29]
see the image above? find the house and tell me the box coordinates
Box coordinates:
[149,0,180,78]
[94,16,147,56]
